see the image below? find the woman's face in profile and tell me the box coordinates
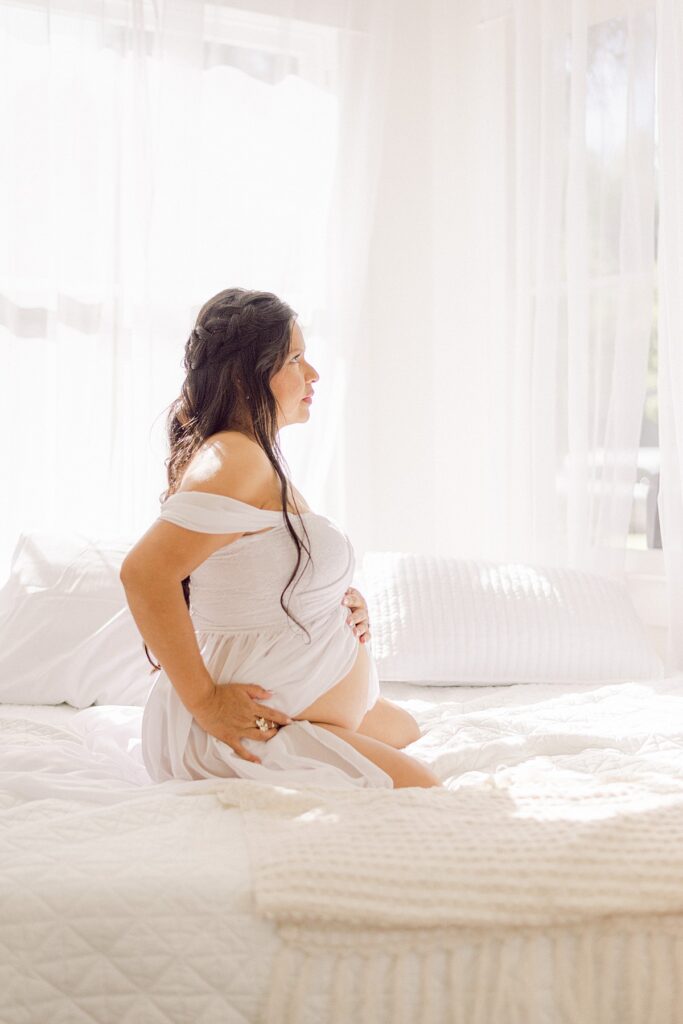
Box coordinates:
[270,321,319,428]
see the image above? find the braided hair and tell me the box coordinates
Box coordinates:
[143,287,314,672]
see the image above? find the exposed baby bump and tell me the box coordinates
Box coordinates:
[292,641,371,731]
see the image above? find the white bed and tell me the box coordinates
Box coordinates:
[4,673,683,1024]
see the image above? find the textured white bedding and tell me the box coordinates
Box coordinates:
[3,675,683,1023]
[0,703,275,1024]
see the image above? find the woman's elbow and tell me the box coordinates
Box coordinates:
[120,554,143,588]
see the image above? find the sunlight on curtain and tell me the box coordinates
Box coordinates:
[0,0,391,582]
[655,0,683,669]
[1,0,668,619]
[402,0,656,579]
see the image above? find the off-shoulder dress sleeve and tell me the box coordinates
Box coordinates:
[158,491,284,534]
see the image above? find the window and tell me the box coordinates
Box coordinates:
[0,0,342,577]
[627,53,660,556]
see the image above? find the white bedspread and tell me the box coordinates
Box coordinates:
[3,675,683,1023]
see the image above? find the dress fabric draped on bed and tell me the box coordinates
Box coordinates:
[140,490,392,789]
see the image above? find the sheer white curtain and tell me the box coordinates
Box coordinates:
[0,0,392,580]
[346,0,657,585]
[2,0,671,654]
[656,0,683,669]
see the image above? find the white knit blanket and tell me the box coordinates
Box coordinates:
[216,770,683,931]
[214,677,683,1023]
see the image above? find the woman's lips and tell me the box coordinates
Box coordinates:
[302,396,313,403]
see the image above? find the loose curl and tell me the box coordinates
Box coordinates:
[143,287,314,672]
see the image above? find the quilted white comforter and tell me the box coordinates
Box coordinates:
[3,674,683,1023]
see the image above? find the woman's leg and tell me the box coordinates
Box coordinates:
[355,697,422,749]
[313,722,441,788]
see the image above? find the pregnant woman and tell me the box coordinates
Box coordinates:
[121,288,440,790]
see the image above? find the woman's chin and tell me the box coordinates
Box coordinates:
[281,405,311,427]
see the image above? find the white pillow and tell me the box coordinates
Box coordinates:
[0,531,155,707]
[360,552,666,685]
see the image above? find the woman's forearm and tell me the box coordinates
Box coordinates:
[120,570,215,712]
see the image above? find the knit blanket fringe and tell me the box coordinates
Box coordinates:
[264,918,683,1024]
[214,774,683,1023]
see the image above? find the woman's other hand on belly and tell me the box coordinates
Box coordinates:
[342,587,371,644]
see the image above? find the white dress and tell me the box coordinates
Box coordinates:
[140,491,393,789]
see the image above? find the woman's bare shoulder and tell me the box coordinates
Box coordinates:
[177,431,275,506]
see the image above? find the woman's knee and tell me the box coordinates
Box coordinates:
[356,698,422,749]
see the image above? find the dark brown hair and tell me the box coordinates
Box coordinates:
[144,287,314,672]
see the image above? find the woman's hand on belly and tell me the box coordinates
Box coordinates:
[292,641,371,731]
[342,587,371,644]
